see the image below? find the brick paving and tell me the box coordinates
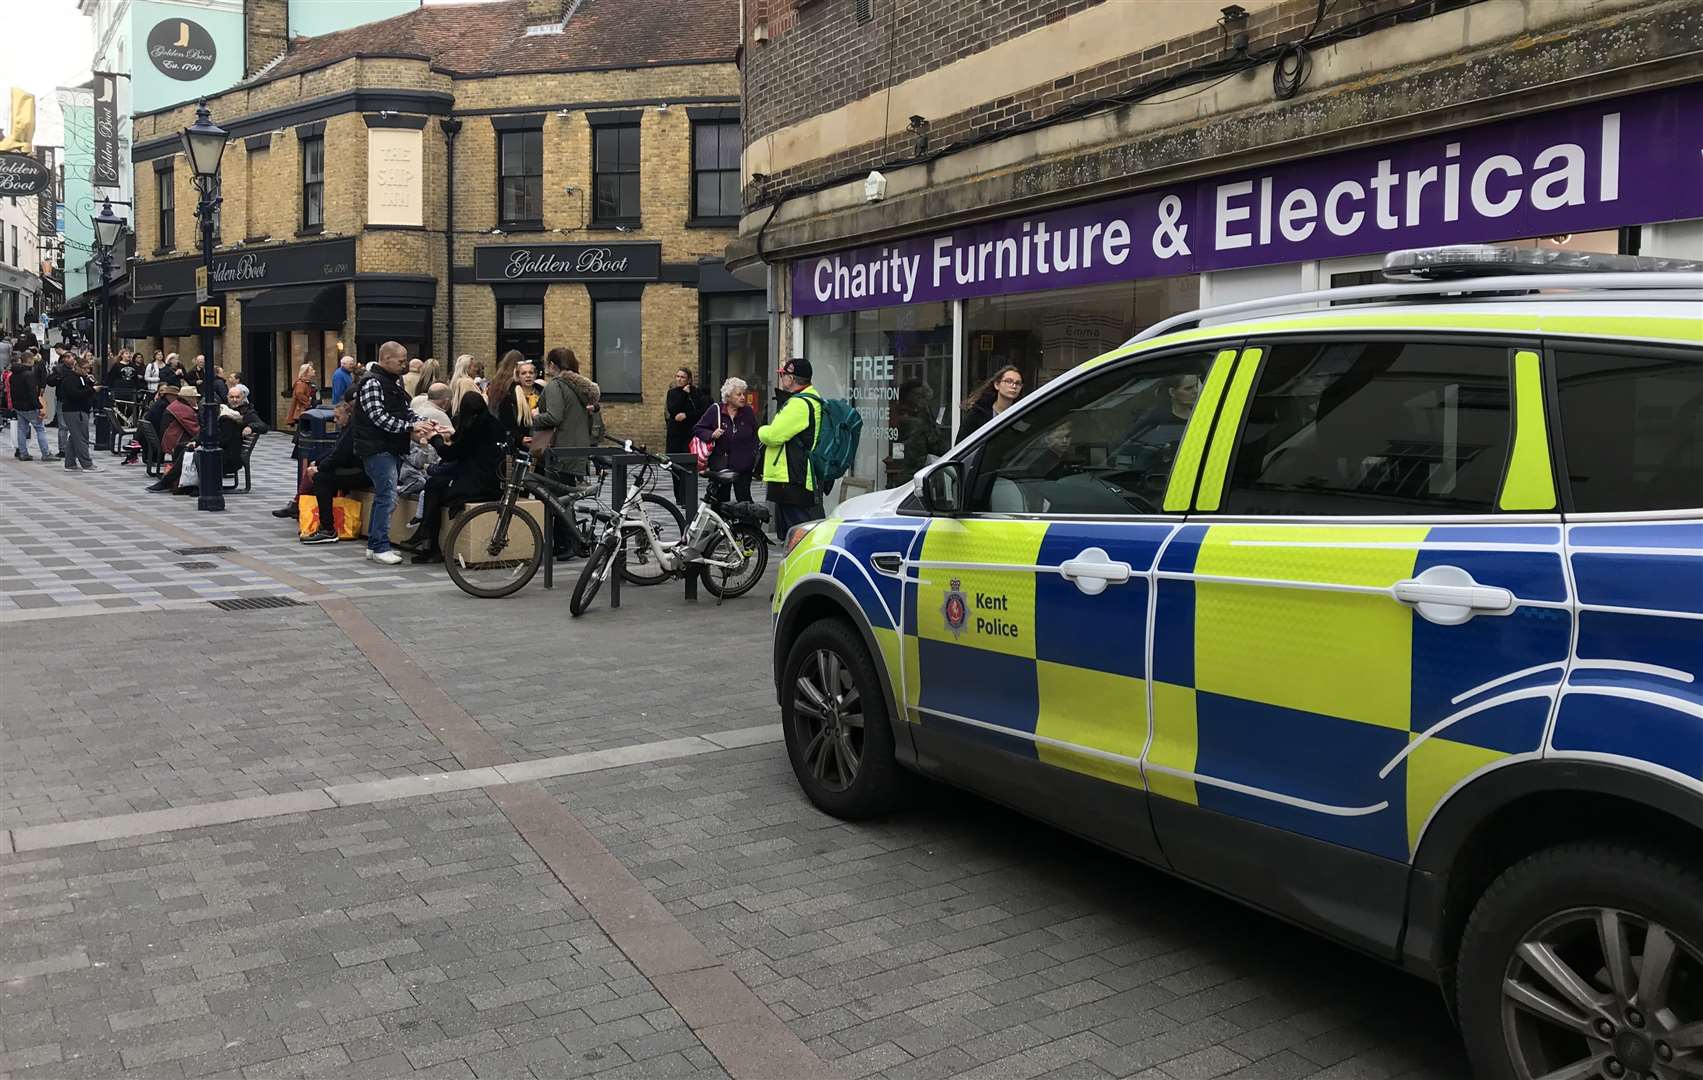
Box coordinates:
[1,449,1472,1078]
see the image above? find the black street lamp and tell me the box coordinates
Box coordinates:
[181,100,228,512]
[91,199,126,377]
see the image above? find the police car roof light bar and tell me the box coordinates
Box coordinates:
[1125,267,1703,348]
[1384,244,1703,280]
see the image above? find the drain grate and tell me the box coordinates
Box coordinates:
[210,595,306,612]
[178,561,219,571]
[172,545,233,556]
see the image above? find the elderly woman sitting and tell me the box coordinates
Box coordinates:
[691,376,759,504]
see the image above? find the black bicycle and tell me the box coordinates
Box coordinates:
[441,453,684,599]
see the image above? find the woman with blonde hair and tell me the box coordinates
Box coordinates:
[417,356,446,397]
[284,362,317,427]
[446,354,483,416]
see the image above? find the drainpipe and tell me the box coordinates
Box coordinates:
[440,117,462,358]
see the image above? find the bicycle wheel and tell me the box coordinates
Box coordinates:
[701,523,770,599]
[570,533,618,616]
[442,502,542,599]
[619,493,686,586]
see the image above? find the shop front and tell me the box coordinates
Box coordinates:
[786,82,1703,509]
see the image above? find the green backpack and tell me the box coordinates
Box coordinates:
[800,394,863,497]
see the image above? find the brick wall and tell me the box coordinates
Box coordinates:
[246,0,288,76]
[744,0,1475,200]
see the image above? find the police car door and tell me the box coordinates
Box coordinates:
[906,346,1231,864]
[1147,334,1570,955]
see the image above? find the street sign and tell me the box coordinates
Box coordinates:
[198,305,221,329]
[194,266,208,303]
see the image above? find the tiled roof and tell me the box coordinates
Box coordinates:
[258,0,739,82]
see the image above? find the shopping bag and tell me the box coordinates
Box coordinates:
[297,495,364,539]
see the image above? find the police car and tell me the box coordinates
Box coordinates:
[771,247,1703,1080]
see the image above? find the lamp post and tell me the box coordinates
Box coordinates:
[181,100,228,512]
[91,199,126,378]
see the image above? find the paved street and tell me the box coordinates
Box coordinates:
[1,435,1467,1079]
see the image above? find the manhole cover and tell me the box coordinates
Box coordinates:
[177,561,218,571]
[172,545,233,556]
[210,595,305,612]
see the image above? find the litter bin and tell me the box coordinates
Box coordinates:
[294,407,342,465]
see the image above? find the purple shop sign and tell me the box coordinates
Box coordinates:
[792,83,1703,316]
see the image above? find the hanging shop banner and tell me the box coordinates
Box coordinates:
[131,0,246,113]
[92,73,121,188]
[134,236,357,298]
[472,242,661,282]
[793,82,1703,316]
[36,149,56,236]
[0,151,52,196]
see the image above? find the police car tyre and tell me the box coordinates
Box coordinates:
[782,619,903,820]
[701,523,768,599]
[1456,842,1703,1080]
[442,504,543,599]
[569,533,618,617]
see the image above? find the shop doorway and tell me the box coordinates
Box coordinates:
[705,321,770,422]
[246,333,276,427]
[496,302,545,365]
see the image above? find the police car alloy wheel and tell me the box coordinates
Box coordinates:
[781,620,902,820]
[1456,843,1703,1080]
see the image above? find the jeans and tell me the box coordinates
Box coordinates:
[62,411,94,468]
[362,452,401,552]
[14,409,50,457]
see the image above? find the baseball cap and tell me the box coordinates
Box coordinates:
[779,357,812,382]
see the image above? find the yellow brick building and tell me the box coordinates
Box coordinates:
[125,0,761,446]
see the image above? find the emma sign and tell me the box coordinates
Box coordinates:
[473,243,660,282]
[793,84,1703,316]
[0,152,52,196]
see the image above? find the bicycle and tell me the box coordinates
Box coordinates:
[440,452,685,599]
[570,453,771,616]
[107,393,147,454]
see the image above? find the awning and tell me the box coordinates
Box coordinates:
[159,296,215,336]
[117,296,171,338]
[355,304,431,342]
[242,284,347,333]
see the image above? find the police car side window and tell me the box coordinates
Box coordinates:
[1555,345,1703,513]
[1220,339,1512,516]
[967,350,1217,516]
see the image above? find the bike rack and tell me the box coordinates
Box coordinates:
[541,448,700,607]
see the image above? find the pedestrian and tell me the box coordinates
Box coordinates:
[664,367,695,455]
[533,348,598,473]
[694,376,759,503]
[147,384,201,491]
[296,398,371,542]
[44,349,74,458]
[961,365,1024,438]
[404,392,502,564]
[757,358,825,538]
[5,342,52,461]
[330,355,357,405]
[57,355,99,471]
[144,383,177,443]
[144,349,164,393]
[892,378,948,486]
[487,350,527,449]
[159,353,184,388]
[352,340,432,565]
[410,382,455,431]
[447,354,482,416]
[284,362,316,427]
[402,357,424,397]
[206,358,228,404]
[416,357,446,399]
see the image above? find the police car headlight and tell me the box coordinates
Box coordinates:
[785,522,822,556]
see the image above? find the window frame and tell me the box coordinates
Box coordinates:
[1543,337,1703,517]
[589,120,642,227]
[497,126,544,230]
[951,343,1231,522]
[590,296,644,401]
[1204,332,1537,521]
[300,134,325,234]
[156,161,175,252]
[688,119,741,226]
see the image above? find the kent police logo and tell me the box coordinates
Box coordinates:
[943,578,967,638]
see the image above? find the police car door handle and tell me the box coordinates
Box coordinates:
[1392,566,1514,625]
[872,553,904,576]
[1059,548,1133,597]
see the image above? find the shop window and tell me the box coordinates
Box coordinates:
[1220,339,1513,517]
[499,128,543,227]
[157,163,175,250]
[592,124,641,224]
[301,135,325,231]
[1555,345,1703,513]
[691,120,741,222]
[593,299,643,397]
[805,302,954,504]
[962,277,1197,422]
[967,349,1219,516]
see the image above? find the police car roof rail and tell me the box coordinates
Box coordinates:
[1123,271,1703,348]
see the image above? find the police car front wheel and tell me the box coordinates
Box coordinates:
[1456,842,1703,1080]
[782,620,902,820]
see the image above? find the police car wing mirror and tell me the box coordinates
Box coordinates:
[919,461,965,516]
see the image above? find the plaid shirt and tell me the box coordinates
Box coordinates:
[356,371,419,435]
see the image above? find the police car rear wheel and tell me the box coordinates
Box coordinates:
[782,620,901,820]
[1457,843,1703,1080]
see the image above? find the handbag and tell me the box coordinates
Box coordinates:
[687,405,722,474]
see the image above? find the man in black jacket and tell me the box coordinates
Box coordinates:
[296,400,371,543]
[57,356,99,470]
[352,341,430,565]
[7,345,53,461]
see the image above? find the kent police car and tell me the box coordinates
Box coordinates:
[770,247,1703,1080]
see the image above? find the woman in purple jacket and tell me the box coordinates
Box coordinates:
[693,376,759,504]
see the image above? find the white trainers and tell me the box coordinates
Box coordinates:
[365,549,403,566]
